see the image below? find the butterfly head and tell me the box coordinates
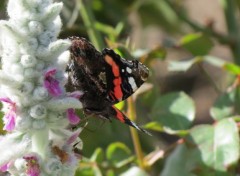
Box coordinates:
[130,60,149,87]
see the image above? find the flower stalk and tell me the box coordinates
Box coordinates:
[0,0,83,175]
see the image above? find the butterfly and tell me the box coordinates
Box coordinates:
[65,37,150,135]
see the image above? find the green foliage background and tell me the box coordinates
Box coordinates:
[2,0,240,175]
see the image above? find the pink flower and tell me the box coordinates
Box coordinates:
[44,68,62,97]
[66,91,83,125]
[23,155,40,176]
[0,97,16,131]
[68,91,84,99]
[67,109,80,125]
[0,162,9,172]
[66,129,81,145]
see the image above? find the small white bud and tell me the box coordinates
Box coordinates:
[32,119,46,129]
[42,3,63,25]
[44,158,62,175]
[14,158,26,171]
[10,63,24,75]
[46,97,82,111]
[2,52,20,63]
[33,87,49,101]
[15,115,32,131]
[36,61,45,71]
[20,55,37,67]
[24,68,38,79]
[28,21,43,35]
[36,45,49,57]
[48,111,64,121]
[57,51,70,70]
[20,81,34,94]
[39,31,54,46]
[30,104,47,119]
[19,38,38,54]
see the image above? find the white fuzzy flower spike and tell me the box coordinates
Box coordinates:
[0,0,83,175]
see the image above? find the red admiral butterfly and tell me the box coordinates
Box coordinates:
[66,37,150,135]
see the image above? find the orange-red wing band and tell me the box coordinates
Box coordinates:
[105,55,123,100]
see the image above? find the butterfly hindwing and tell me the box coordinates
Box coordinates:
[109,106,152,136]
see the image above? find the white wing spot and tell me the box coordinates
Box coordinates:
[122,69,125,73]
[126,67,132,73]
[128,77,137,91]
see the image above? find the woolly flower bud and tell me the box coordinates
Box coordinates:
[10,63,24,75]
[32,119,46,129]
[24,68,38,79]
[15,115,32,131]
[30,104,47,119]
[33,87,49,101]
[19,38,38,55]
[57,51,70,70]
[39,31,55,46]
[44,158,62,175]
[36,61,45,71]
[46,97,82,111]
[2,52,20,63]
[20,55,37,68]
[20,82,34,94]
[14,158,26,171]
[36,45,49,57]
[28,21,43,35]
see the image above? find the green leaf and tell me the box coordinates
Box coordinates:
[168,57,202,72]
[90,148,104,163]
[120,166,148,176]
[188,119,239,172]
[162,119,239,175]
[204,56,225,68]
[180,33,214,56]
[75,167,95,176]
[161,144,198,176]
[133,47,167,63]
[144,121,189,136]
[106,142,131,166]
[144,121,163,131]
[151,92,195,131]
[210,91,235,120]
[106,169,116,176]
[223,63,240,75]
[168,56,225,72]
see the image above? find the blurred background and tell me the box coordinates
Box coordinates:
[0,0,237,175]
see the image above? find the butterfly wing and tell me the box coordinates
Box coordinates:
[102,49,149,104]
[109,106,151,135]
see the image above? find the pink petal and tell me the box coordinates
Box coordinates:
[68,91,84,99]
[0,97,16,131]
[67,129,81,145]
[3,111,16,131]
[44,68,62,97]
[67,109,80,125]
[44,68,57,77]
[23,156,40,176]
[0,163,8,172]
[0,97,14,105]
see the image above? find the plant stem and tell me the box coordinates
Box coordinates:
[127,97,146,170]
[77,0,104,50]
[220,0,240,65]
